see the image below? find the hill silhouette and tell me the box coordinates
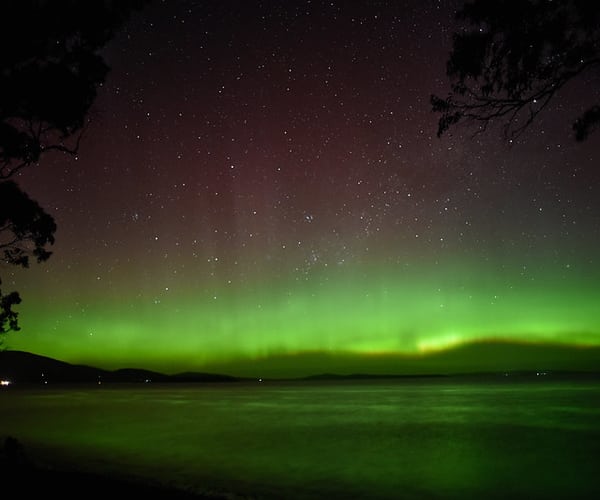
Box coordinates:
[0,351,238,384]
[2,340,600,383]
[198,339,600,379]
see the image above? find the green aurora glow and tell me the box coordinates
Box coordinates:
[3,1,600,377]
[8,256,600,375]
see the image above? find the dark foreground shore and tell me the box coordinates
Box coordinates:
[1,437,234,500]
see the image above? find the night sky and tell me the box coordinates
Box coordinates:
[7,0,600,376]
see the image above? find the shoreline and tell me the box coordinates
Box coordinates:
[1,437,242,500]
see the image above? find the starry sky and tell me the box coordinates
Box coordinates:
[6,0,600,376]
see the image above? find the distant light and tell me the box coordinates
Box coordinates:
[0,380,11,386]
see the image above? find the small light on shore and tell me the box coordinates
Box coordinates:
[0,380,11,386]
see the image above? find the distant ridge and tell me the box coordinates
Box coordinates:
[0,351,239,384]
[2,341,600,383]
[196,340,600,379]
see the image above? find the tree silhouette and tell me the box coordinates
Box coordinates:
[0,181,56,269]
[1,0,147,179]
[0,283,21,336]
[431,0,600,141]
[0,0,147,337]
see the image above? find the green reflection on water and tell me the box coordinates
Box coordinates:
[1,379,599,499]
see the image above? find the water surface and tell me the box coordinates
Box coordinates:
[2,378,599,499]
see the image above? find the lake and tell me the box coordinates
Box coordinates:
[1,377,599,499]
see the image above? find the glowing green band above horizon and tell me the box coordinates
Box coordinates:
[8,256,600,374]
